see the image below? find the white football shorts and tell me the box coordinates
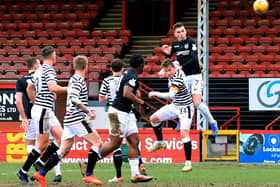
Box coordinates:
[153,103,194,130]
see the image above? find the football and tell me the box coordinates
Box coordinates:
[253,0,269,14]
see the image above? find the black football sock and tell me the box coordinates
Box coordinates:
[86,149,100,176]
[22,148,41,172]
[152,124,163,141]
[40,141,60,163]
[39,152,60,176]
[184,141,192,161]
[113,149,123,178]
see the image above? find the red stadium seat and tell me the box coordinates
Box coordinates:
[96,38,111,47]
[75,47,88,56]
[104,30,118,39]
[146,55,160,64]
[87,46,102,55]
[55,39,69,47]
[5,23,18,30]
[102,47,116,56]
[63,30,76,38]
[82,38,97,47]
[28,39,42,47]
[41,39,55,47]
[2,40,15,47]
[209,71,222,78]
[76,30,90,38]
[92,30,104,39]
[61,47,75,56]
[18,23,30,30]
[231,54,245,63]
[119,30,131,37]
[219,71,235,78]
[49,30,63,38]
[88,71,100,80]
[95,56,109,63]
[23,30,37,39]
[45,22,57,30]
[20,47,34,56]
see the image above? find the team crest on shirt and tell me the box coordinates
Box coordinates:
[170,85,180,93]
[128,78,136,87]
[184,43,189,49]
[192,44,197,51]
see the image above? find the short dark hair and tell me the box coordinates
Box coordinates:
[42,46,55,59]
[173,22,185,31]
[129,55,145,68]
[26,57,39,70]
[111,58,124,72]
[73,55,88,70]
[161,59,174,69]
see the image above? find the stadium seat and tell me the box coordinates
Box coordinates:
[63,30,76,38]
[20,47,34,56]
[2,40,15,48]
[92,30,104,39]
[96,38,111,47]
[219,71,235,78]
[41,39,55,47]
[76,30,90,38]
[102,47,116,56]
[146,55,161,64]
[95,56,109,63]
[88,71,100,80]
[87,46,102,55]
[75,47,88,56]
[55,39,69,47]
[209,71,222,78]
[251,45,265,54]
[119,30,131,37]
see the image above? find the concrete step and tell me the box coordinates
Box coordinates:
[107,9,122,13]
[132,45,157,49]
[105,13,122,17]
[95,27,121,31]
[99,22,122,26]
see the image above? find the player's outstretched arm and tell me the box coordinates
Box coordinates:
[161,44,171,55]
[149,91,170,99]
[48,82,68,93]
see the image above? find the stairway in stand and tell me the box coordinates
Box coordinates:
[124,35,164,63]
[95,0,122,31]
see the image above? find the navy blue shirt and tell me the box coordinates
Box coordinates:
[170,37,201,76]
[15,72,34,119]
[112,69,139,113]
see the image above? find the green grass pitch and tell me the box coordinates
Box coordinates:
[0,162,280,186]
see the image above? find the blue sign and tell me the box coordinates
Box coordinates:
[240,133,280,163]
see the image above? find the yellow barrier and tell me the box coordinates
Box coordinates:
[202,130,239,161]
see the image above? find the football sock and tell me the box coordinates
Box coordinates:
[113,149,122,178]
[182,137,192,161]
[86,147,100,176]
[40,141,60,163]
[39,151,61,176]
[22,147,41,172]
[129,158,140,176]
[54,162,61,176]
[151,123,163,141]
